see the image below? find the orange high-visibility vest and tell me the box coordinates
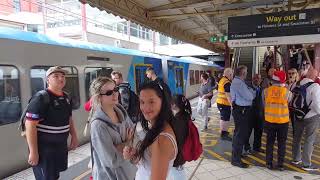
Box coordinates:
[216,76,231,106]
[264,86,289,124]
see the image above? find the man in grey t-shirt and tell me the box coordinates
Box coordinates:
[198,73,214,131]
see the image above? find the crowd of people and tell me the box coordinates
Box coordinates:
[211,64,320,171]
[23,62,320,180]
[24,66,201,180]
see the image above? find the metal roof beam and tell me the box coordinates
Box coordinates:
[150,0,284,19]
[80,0,223,52]
[148,0,207,11]
[168,17,196,23]
[214,0,284,11]
[194,33,212,40]
[151,9,239,19]
[149,1,214,13]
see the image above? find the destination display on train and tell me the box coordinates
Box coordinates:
[227,8,320,47]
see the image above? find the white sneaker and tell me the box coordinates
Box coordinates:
[291,160,302,165]
[302,165,318,171]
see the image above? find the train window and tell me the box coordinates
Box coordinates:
[30,66,80,109]
[175,68,184,88]
[200,70,205,83]
[189,70,195,85]
[0,65,21,125]
[200,71,204,77]
[195,70,200,84]
[135,65,151,92]
[84,67,113,100]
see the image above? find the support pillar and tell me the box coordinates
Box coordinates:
[314,44,320,72]
[42,0,47,34]
[224,42,230,68]
[81,2,87,41]
[152,31,156,53]
[273,46,278,69]
[282,45,290,72]
[127,21,131,41]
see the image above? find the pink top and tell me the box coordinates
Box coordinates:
[84,98,92,112]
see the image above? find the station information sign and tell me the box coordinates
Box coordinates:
[227,8,320,47]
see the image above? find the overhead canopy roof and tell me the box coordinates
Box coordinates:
[80,0,320,52]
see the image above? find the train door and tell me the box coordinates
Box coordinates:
[174,66,184,94]
[134,64,151,92]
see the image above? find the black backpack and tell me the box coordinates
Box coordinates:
[289,81,315,121]
[18,90,50,137]
[209,77,216,88]
[118,83,139,123]
[128,90,139,123]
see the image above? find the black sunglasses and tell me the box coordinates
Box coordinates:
[100,87,119,96]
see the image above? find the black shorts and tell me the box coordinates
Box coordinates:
[32,145,68,180]
[217,103,231,121]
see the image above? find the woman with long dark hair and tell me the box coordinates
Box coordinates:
[123,81,177,180]
[170,95,191,180]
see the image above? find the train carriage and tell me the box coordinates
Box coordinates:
[0,27,221,178]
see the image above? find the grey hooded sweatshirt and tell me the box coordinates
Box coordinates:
[90,104,137,180]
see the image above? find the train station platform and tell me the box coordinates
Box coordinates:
[5,96,320,180]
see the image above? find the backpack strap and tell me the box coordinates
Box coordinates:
[289,81,297,92]
[303,81,316,110]
[19,90,50,136]
[62,91,70,101]
[302,81,315,89]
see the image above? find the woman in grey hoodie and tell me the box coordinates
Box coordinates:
[89,77,137,180]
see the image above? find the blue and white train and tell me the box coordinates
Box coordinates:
[0,27,222,178]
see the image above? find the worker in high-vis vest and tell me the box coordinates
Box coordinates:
[263,70,289,171]
[216,68,233,141]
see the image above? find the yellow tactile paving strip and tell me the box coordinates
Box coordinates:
[192,102,320,175]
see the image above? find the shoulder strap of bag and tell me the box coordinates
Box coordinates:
[90,135,94,169]
[19,90,50,135]
[303,81,316,110]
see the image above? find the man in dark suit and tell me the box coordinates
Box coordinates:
[244,74,264,155]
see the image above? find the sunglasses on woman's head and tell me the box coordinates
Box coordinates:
[157,83,163,91]
[100,87,119,96]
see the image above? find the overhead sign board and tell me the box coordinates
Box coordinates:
[228,8,320,47]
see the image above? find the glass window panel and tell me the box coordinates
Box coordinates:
[159,34,169,45]
[195,70,200,84]
[84,67,113,100]
[179,69,184,87]
[0,65,21,125]
[30,66,80,109]
[189,70,195,85]
[13,0,21,12]
[130,23,138,37]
